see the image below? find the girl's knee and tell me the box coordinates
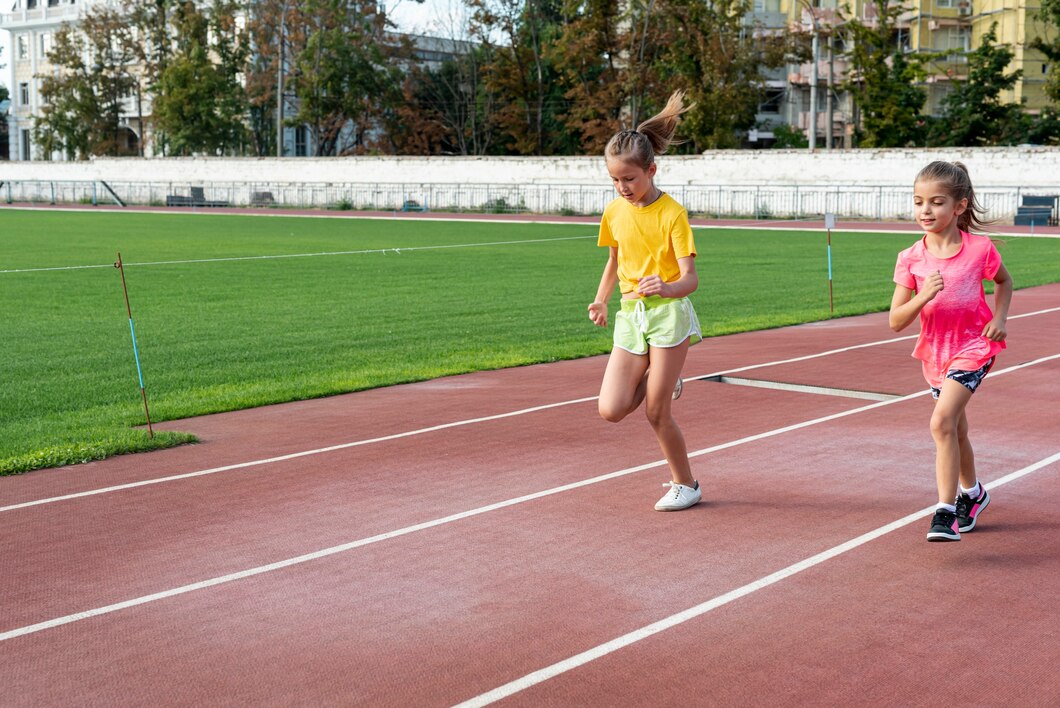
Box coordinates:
[930,411,959,439]
[599,401,628,423]
[644,402,671,429]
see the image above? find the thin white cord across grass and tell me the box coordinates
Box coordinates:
[0,234,595,274]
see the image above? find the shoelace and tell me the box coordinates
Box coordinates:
[661,482,686,499]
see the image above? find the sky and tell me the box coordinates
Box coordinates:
[385,0,470,39]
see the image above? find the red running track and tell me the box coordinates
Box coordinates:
[1,284,1058,706]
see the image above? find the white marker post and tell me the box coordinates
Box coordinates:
[824,213,836,312]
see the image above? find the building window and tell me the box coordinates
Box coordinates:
[17,35,30,60]
[22,130,32,161]
[940,26,970,54]
[295,126,308,156]
[758,88,785,115]
[19,83,30,106]
[936,0,956,7]
[40,33,52,57]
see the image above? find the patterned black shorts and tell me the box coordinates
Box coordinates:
[930,357,995,400]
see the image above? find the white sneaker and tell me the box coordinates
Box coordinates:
[672,377,683,400]
[654,481,701,511]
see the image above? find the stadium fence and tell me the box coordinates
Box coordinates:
[3,179,1057,223]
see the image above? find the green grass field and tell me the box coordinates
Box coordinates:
[2,209,1057,475]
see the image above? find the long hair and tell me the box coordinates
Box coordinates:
[915,160,991,233]
[604,90,694,170]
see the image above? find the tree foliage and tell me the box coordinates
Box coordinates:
[34,9,139,159]
[152,1,250,155]
[652,0,794,150]
[930,24,1024,146]
[547,0,627,153]
[31,0,1057,156]
[844,0,927,147]
[283,0,404,155]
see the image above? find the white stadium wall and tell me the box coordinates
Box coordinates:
[2,147,1059,220]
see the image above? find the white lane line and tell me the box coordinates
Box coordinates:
[690,223,1060,238]
[0,235,595,274]
[0,396,599,513]
[0,204,603,226]
[455,450,1060,708]
[1,354,1054,643]
[3,310,1057,514]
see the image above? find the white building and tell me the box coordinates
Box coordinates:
[2,0,88,160]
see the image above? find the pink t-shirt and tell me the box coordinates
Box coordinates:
[893,231,1005,388]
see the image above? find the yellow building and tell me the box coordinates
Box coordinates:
[773,0,1053,148]
[898,0,1051,113]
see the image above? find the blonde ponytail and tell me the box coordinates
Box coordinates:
[604,90,694,169]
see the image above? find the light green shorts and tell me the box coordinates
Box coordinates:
[613,296,702,355]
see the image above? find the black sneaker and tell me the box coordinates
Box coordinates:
[926,509,961,542]
[955,485,990,532]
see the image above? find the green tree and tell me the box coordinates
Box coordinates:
[651,0,794,150]
[547,0,628,153]
[34,10,138,159]
[844,0,927,147]
[929,24,1024,146]
[286,0,403,155]
[390,39,500,155]
[468,0,575,155]
[151,0,250,155]
[771,123,809,148]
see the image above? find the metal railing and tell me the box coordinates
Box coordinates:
[2,179,1057,222]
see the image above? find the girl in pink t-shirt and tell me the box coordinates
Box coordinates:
[889,161,1012,543]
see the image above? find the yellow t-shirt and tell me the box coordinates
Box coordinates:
[597,193,696,295]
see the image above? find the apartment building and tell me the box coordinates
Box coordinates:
[897,0,1050,114]
[777,0,1053,147]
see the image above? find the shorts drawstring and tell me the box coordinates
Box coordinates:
[632,298,648,333]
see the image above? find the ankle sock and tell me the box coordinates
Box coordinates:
[936,502,957,514]
[961,482,981,498]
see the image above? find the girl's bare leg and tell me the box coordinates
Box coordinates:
[644,340,694,487]
[930,380,975,504]
[957,409,978,490]
[598,347,650,423]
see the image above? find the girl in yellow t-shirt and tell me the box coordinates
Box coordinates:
[588,90,704,512]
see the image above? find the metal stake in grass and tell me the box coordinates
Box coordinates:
[824,212,836,313]
[114,252,154,438]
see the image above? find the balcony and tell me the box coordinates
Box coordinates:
[0,3,80,29]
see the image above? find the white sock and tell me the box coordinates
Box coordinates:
[936,502,957,514]
[961,482,981,498]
